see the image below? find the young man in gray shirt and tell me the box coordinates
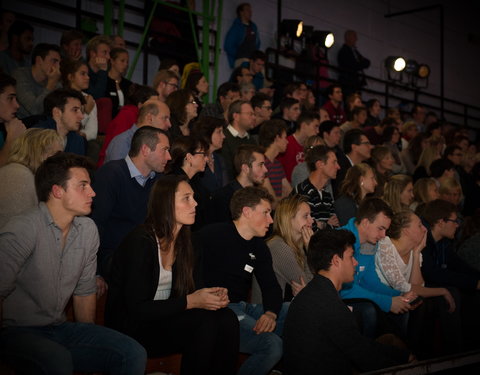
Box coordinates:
[0,152,146,374]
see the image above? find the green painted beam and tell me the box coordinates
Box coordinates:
[118,0,125,36]
[103,0,113,35]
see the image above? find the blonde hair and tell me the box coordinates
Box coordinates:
[340,163,374,204]
[269,195,309,268]
[439,177,463,204]
[383,174,412,213]
[413,178,437,205]
[7,128,63,173]
[85,35,111,61]
[416,144,439,175]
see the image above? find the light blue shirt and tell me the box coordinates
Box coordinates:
[105,124,138,164]
[125,155,156,187]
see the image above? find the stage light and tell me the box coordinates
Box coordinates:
[311,31,335,48]
[405,59,418,74]
[385,56,406,72]
[417,64,430,78]
[281,19,304,38]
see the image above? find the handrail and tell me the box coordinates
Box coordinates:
[265,47,480,128]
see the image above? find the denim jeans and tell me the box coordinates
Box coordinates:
[229,301,289,375]
[0,321,146,375]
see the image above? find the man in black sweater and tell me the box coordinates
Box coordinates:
[196,187,287,375]
[284,229,410,375]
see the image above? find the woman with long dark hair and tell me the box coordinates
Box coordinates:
[105,175,239,374]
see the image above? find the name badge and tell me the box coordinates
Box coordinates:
[109,92,117,96]
[244,264,254,273]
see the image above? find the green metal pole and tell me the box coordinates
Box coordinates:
[212,0,223,102]
[201,0,210,81]
[126,2,158,79]
[104,0,113,35]
[118,0,125,36]
[187,9,201,63]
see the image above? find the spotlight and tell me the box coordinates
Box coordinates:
[385,56,406,72]
[417,64,430,79]
[281,19,304,38]
[311,31,334,48]
[405,59,419,74]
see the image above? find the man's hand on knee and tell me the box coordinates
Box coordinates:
[253,311,277,334]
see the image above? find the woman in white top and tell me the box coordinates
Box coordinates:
[61,59,98,141]
[376,210,461,358]
[105,175,239,374]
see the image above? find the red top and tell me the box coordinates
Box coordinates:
[322,100,346,125]
[97,105,139,167]
[278,134,304,182]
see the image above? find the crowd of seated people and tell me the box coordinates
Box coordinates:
[2,13,480,375]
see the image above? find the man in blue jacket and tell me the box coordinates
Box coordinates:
[340,198,415,322]
[224,3,260,69]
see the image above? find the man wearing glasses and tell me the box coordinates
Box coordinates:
[152,69,178,102]
[421,199,480,349]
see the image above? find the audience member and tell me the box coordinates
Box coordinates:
[0,73,26,167]
[85,35,111,99]
[413,142,441,182]
[420,199,480,349]
[0,128,62,227]
[105,175,239,374]
[241,50,266,91]
[457,215,480,273]
[370,146,394,196]
[196,187,288,375]
[292,145,340,229]
[59,29,83,61]
[383,174,414,213]
[208,144,266,224]
[340,106,367,138]
[105,99,171,163]
[290,135,324,187]
[400,121,419,150]
[34,88,86,155]
[200,81,240,122]
[258,119,291,202]
[382,124,405,173]
[165,88,198,138]
[13,43,61,118]
[97,84,158,166]
[91,127,171,280]
[250,92,272,133]
[0,20,33,75]
[239,82,255,101]
[221,99,257,180]
[224,3,260,68]
[340,198,415,315]
[252,194,314,303]
[411,105,426,133]
[274,97,301,135]
[191,116,228,193]
[152,69,179,103]
[376,210,461,358]
[61,59,98,149]
[284,229,409,375]
[0,152,147,374]
[106,47,133,118]
[364,98,381,127]
[0,11,15,51]
[230,66,253,86]
[322,84,346,125]
[430,158,455,186]
[334,163,377,226]
[400,133,427,175]
[277,111,320,182]
[411,177,439,211]
[334,129,372,195]
[185,71,209,115]
[110,34,126,49]
[438,177,463,209]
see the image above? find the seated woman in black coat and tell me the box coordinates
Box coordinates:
[105,175,239,374]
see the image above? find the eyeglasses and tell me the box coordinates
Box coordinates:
[358,141,371,146]
[164,81,179,89]
[444,218,461,224]
[192,151,207,156]
[188,99,197,105]
[261,105,272,110]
